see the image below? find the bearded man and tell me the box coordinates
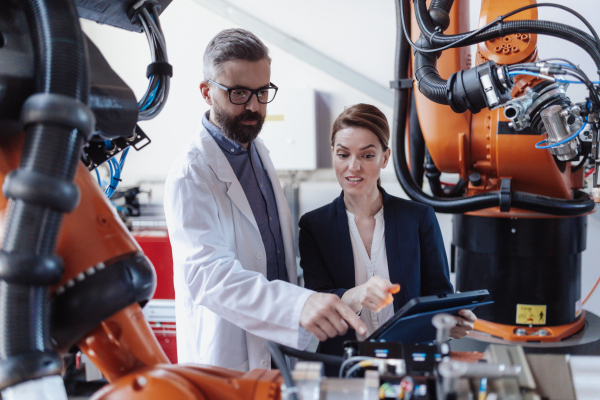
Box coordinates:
[164,28,365,371]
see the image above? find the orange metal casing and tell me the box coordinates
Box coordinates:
[90,365,283,400]
[412,0,581,202]
[0,133,169,381]
[77,303,170,382]
[411,0,472,176]
[473,311,586,342]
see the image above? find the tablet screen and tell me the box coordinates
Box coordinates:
[367,289,491,343]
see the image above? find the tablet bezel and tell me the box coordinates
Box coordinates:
[367,289,491,341]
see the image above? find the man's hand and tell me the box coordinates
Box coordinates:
[449,309,477,339]
[300,293,367,341]
[342,276,400,313]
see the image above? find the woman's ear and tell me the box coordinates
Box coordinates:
[381,147,391,169]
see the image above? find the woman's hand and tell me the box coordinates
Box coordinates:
[342,276,400,313]
[449,309,477,339]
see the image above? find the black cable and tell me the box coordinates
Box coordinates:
[404,2,600,53]
[571,156,588,173]
[408,0,600,74]
[136,5,170,120]
[399,0,495,53]
[510,61,600,107]
[502,3,600,49]
[266,342,299,400]
[276,344,345,366]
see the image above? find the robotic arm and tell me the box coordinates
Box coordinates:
[394,0,598,343]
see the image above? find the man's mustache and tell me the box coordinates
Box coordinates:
[238,111,263,122]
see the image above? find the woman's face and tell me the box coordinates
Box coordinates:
[332,126,390,197]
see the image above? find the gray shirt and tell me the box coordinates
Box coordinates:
[202,112,289,282]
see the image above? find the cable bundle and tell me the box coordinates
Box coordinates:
[135,2,171,120]
[94,1,171,197]
[96,141,130,198]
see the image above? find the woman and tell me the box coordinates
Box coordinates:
[299,104,476,356]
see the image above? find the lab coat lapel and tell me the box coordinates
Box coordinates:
[336,192,356,289]
[382,189,408,311]
[196,128,259,233]
[254,138,298,284]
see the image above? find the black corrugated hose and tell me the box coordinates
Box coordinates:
[414,0,600,70]
[0,0,91,391]
[393,0,595,215]
[413,36,447,105]
[429,0,454,13]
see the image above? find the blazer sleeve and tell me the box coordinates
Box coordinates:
[299,214,349,299]
[419,206,454,296]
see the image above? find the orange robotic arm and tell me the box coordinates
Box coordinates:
[395,0,599,343]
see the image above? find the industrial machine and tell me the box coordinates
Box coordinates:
[0,0,598,399]
[391,0,600,350]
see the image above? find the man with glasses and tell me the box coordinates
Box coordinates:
[164,28,366,372]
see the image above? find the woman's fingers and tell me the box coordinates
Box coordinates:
[389,284,401,294]
[458,308,477,322]
[360,277,401,311]
[449,312,477,339]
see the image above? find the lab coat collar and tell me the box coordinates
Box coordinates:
[195,126,297,283]
[196,128,258,232]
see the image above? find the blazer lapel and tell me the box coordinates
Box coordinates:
[335,192,356,289]
[382,189,409,311]
[196,128,259,233]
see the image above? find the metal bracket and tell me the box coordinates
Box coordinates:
[390,79,414,90]
[83,125,151,171]
[499,178,512,212]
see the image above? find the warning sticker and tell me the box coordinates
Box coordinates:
[516,304,547,325]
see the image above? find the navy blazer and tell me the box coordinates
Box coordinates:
[298,188,454,357]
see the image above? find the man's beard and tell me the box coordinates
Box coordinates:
[212,102,265,145]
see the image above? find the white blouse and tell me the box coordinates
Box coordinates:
[346,206,395,341]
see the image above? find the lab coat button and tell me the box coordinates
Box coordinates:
[256,252,263,259]
[261,359,267,367]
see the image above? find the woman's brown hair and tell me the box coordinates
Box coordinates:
[331,103,390,186]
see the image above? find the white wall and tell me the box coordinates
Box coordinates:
[81,0,600,315]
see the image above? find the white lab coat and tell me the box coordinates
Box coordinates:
[164,127,313,371]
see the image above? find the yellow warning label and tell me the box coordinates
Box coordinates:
[516,304,547,325]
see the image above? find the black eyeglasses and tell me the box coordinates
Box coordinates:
[207,79,278,105]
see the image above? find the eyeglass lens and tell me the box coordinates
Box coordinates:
[230,88,277,104]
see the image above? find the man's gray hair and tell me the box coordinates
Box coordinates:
[203,28,271,81]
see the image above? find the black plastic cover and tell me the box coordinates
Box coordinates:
[0,4,139,139]
[447,61,513,114]
[75,0,173,33]
[453,214,586,326]
[50,252,156,353]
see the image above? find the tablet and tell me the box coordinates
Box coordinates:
[367,289,492,344]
